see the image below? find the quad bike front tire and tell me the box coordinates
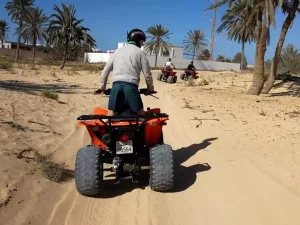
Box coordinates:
[75,145,103,196]
[167,76,173,83]
[157,72,163,81]
[149,144,174,192]
[173,76,177,83]
[180,73,185,80]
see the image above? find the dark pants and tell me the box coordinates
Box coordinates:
[185,70,191,78]
[165,66,171,77]
[108,82,143,113]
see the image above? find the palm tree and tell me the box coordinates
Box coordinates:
[144,24,172,67]
[198,49,210,60]
[278,44,300,74]
[5,0,34,61]
[261,0,300,94]
[216,55,226,62]
[19,7,48,62]
[183,30,207,63]
[0,20,10,48]
[47,3,96,69]
[216,0,255,70]
[216,55,231,62]
[206,0,279,95]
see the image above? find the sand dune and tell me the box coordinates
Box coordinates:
[0,67,300,225]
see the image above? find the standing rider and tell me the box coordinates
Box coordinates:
[94,28,154,116]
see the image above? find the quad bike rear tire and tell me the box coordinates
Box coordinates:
[157,72,163,81]
[149,144,174,192]
[167,76,173,83]
[180,73,185,80]
[75,145,103,196]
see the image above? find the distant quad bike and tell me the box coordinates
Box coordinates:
[75,89,175,196]
[180,70,199,80]
[157,68,177,83]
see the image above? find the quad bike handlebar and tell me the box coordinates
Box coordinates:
[94,88,158,98]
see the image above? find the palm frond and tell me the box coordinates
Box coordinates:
[182,29,207,58]
[20,7,49,44]
[0,20,10,42]
[144,24,172,54]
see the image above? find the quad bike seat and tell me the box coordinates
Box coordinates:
[110,109,139,122]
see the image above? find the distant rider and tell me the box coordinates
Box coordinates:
[94,28,154,116]
[185,61,196,78]
[164,58,175,77]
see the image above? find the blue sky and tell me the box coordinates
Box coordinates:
[1,0,300,64]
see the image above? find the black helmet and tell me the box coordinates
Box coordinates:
[190,61,193,64]
[127,29,146,48]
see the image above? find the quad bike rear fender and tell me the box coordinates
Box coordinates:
[77,107,168,149]
[161,69,177,76]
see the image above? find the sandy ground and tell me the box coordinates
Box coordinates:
[0,65,300,225]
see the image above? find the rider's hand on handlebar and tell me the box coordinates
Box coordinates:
[146,90,157,95]
[94,88,104,95]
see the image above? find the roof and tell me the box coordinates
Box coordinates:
[170,45,183,48]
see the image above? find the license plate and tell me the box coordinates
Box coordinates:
[116,140,133,154]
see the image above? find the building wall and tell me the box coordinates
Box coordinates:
[0,41,11,49]
[172,47,183,59]
[85,42,240,71]
[142,45,183,59]
[84,52,113,63]
[84,52,241,71]
[146,55,241,71]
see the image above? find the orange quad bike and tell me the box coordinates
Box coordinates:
[157,68,177,83]
[75,88,175,196]
[180,69,199,80]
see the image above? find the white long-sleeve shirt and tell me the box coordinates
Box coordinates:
[99,44,154,91]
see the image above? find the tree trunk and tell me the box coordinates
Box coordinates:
[261,0,300,94]
[254,12,262,70]
[247,16,268,95]
[241,42,245,70]
[192,48,195,62]
[15,21,22,62]
[155,53,158,67]
[15,37,21,62]
[0,38,3,48]
[32,36,36,63]
[60,40,69,69]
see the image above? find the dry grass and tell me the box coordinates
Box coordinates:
[183,98,193,109]
[41,91,59,101]
[0,61,12,70]
[285,110,300,118]
[198,79,209,86]
[259,109,267,116]
[186,78,196,86]
[34,152,67,183]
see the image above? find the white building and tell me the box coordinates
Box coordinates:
[83,41,241,71]
[0,41,11,49]
[84,42,184,63]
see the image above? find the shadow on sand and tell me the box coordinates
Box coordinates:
[94,137,217,198]
[0,80,93,95]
